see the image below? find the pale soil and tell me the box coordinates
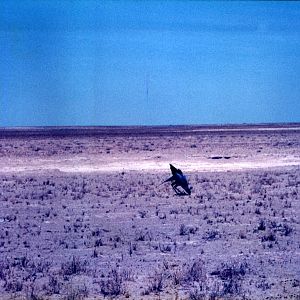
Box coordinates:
[1,125,299,173]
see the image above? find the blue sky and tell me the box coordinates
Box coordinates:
[1,1,300,126]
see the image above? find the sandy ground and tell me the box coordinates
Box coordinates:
[0,125,299,299]
[1,125,299,173]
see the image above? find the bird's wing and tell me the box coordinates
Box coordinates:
[177,169,183,175]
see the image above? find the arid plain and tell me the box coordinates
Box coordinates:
[0,125,299,299]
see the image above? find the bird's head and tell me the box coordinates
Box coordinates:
[184,186,192,195]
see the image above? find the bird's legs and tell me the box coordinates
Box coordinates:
[171,182,183,195]
[171,182,189,196]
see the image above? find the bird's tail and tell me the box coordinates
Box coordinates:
[169,164,178,176]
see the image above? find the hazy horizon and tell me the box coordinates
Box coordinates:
[1,122,300,131]
[1,1,300,126]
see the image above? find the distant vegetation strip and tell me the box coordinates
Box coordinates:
[1,123,299,138]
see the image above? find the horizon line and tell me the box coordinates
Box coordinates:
[1,122,300,130]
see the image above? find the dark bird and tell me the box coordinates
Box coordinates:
[162,164,192,195]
